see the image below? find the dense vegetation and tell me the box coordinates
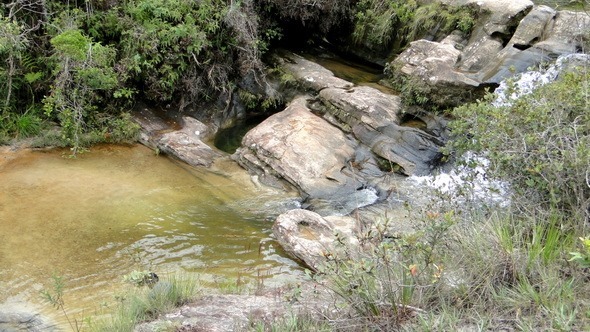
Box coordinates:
[0,0,270,153]
[4,0,589,330]
[1,0,483,154]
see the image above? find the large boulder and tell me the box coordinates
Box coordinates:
[391,39,482,107]
[278,53,447,176]
[443,0,534,36]
[534,10,590,55]
[234,97,363,199]
[272,209,358,270]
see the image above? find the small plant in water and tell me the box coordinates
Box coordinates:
[40,274,85,331]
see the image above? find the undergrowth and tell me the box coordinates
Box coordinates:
[250,49,590,332]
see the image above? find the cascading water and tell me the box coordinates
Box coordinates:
[410,53,590,204]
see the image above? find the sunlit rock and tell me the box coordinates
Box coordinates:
[272,209,358,270]
[157,116,222,167]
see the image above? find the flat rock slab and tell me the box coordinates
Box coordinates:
[319,85,401,130]
[135,285,334,332]
[273,209,358,270]
[158,117,222,167]
[280,52,353,91]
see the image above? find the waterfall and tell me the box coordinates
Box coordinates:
[410,53,590,205]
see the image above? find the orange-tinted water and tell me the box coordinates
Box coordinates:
[0,144,301,328]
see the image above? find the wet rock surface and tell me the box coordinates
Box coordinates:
[157,117,222,167]
[0,308,58,332]
[134,109,223,167]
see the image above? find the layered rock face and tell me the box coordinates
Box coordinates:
[234,53,448,268]
[392,0,590,107]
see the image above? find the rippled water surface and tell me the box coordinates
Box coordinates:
[0,144,302,327]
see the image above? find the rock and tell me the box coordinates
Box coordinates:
[458,35,505,72]
[318,85,401,131]
[508,5,556,48]
[0,306,58,332]
[233,96,362,200]
[278,53,447,176]
[535,10,590,55]
[392,39,482,107]
[315,84,445,175]
[281,53,353,91]
[389,0,587,107]
[157,116,222,167]
[135,293,301,332]
[279,52,353,91]
[353,124,444,176]
[443,0,534,36]
[272,209,358,270]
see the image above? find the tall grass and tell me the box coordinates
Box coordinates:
[252,56,590,331]
[90,273,200,332]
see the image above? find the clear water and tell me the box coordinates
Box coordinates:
[0,144,302,328]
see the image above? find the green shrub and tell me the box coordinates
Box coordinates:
[313,210,455,330]
[448,69,590,224]
[351,0,479,52]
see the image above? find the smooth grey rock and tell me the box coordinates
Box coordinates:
[318,85,401,130]
[508,5,556,48]
[272,209,358,270]
[442,0,534,36]
[458,35,505,72]
[389,1,585,107]
[0,308,58,332]
[278,51,447,177]
[535,10,590,55]
[391,39,482,107]
[135,294,299,332]
[157,117,222,167]
[353,124,443,176]
[280,52,353,91]
[234,96,362,199]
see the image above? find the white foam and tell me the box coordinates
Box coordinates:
[493,53,590,107]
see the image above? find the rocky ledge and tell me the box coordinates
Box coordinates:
[392,0,590,107]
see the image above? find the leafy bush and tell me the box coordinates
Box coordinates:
[312,211,454,330]
[448,69,590,224]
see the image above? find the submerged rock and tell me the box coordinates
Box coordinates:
[0,307,58,332]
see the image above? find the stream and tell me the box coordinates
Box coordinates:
[0,144,303,329]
